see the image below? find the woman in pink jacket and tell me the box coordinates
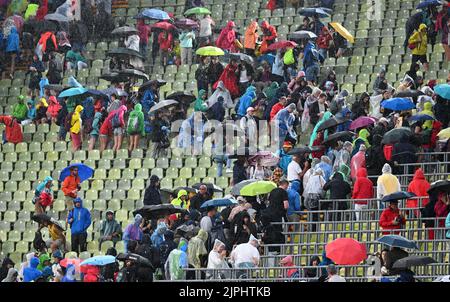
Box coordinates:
[99,105,127,152]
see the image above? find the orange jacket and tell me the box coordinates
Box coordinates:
[39,31,57,53]
[61,175,81,198]
[244,21,259,50]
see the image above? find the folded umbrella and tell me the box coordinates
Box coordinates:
[438,127,450,139]
[381,127,413,144]
[59,163,94,183]
[434,84,450,100]
[151,21,177,31]
[267,40,298,51]
[140,8,171,20]
[80,255,116,266]
[381,98,415,111]
[166,91,196,103]
[329,22,354,43]
[231,179,259,196]
[192,183,223,193]
[325,238,367,265]
[229,53,254,64]
[381,191,416,203]
[392,255,436,269]
[200,198,237,209]
[349,116,377,130]
[289,30,317,40]
[239,181,277,196]
[427,180,450,194]
[322,131,354,145]
[149,99,178,113]
[184,7,211,16]
[111,26,139,36]
[196,46,225,56]
[58,87,88,98]
[376,235,419,250]
[408,114,435,122]
[417,0,442,9]
[317,117,348,132]
[133,204,187,220]
[298,7,331,18]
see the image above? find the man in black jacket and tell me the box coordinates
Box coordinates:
[143,175,161,206]
[232,156,248,185]
[189,184,211,211]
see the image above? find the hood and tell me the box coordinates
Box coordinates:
[26,252,35,263]
[310,255,321,265]
[270,81,279,89]
[30,257,40,269]
[156,222,167,235]
[213,239,225,251]
[134,214,143,225]
[358,129,370,140]
[419,23,427,31]
[177,189,188,199]
[39,253,51,264]
[217,81,226,90]
[196,228,208,242]
[178,239,188,252]
[423,102,432,111]
[73,197,83,207]
[227,21,235,29]
[10,26,18,35]
[43,176,53,186]
[280,255,294,267]
[247,21,258,32]
[198,89,207,99]
[75,105,84,113]
[289,180,301,192]
[332,172,344,181]
[413,168,425,180]
[356,167,368,178]
[150,174,160,185]
[382,163,392,174]
[261,20,269,29]
[48,96,58,105]
[360,92,370,101]
[134,103,142,112]
[106,247,117,256]
[141,233,151,244]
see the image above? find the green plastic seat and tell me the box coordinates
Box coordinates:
[53,199,65,212]
[136,168,149,179]
[8,230,21,242]
[185,157,197,168]
[194,167,206,178]
[143,158,155,169]
[129,158,142,170]
[174,177,187,188]
[151,168,164,179]
[108,168,121,180]
[156,158,169,169]
[94,168,107,180]
[113,189,126,200]
[101,150,114,160]
[113,159,127,169]
[23,229,35,242]
[118,179,131,190]
[165,167,178,179]
[5,152,17,162]
[128,189,141,200]
[86,190,98,200]
[122,168,135,180]
[160,178,173,189]
[105,180,118,190]
[132,179,144,190]
[108,199,121,212]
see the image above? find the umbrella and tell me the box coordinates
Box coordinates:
[60,258,82,272]
[229,53,254,64]
[247,151,280,166]
[417,0,442,10]
[102,87,128,97]
[58,87,88,98]
[289,30,317,40]
[329,22,354,44]
[298,7,331,18]
[427,180,450,194]
[117,253,154,268]
[44,13,69,23]
[349,116,377,130]
[239,181,277,196]
[381,98,415,111]
[175,18,199,28]
[394,90,425,98]
[184,7,211,16]
[392,255,436,269]
[59,163,94,183]
[381,191,416,203]
[287,145,323,155]
[325,238,367,265]
[31,214,65,231]
[140,8,171,20]
[44,84,66,91]
[322,131,354,145]
[376,235,419,250]
[231,179,259,196]
[139,79,167,92]
[100,72,123,82]
[149,99,178,113]
[382,127,412,144]
[108,48,145,59]
[267,40,298,51]
[80,255,116,266]
[434,275,450,282]
[316,118,348,132]
[111,26,139,36]
[133,204,187,220]
[227,147,257,159]
[200,198,237,209]
[119,69,149,80]
[408,114,435,122]
[192,183,223,193]
[86,89,109,99]
[151,21,177,31]
[434,84,450,99]
[438,127,450,139]
[166,91,196,103]
[196,46,225,56]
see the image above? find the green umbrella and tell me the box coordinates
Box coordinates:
[239,181,277,197]
[196,46,225,56]
[184,7,211,16]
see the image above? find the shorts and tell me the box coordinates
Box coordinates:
[412,54,428,64]
[128,131,140,136]
[305,64,320,82]
[113,128,124,136]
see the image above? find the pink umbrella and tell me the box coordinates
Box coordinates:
[349,116,377,130]
[151,21,177,31]
[60,258,82,272]
[248,151,280,167]
[175,18,199,28]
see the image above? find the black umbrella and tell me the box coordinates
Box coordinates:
[287,145,324,155]
[44,84,67,91]
[108,48,145,59]
[392,255,436,269]
[139,79,167,92]
[317,118,348,132]
[231,179,258,196]
[111,26,139,36]
[381,191,416,203]
[86,89,109,99]
[31,214,65,231]
[427,180,450,194]
[227,147,259,159]
[322,131,355,146]
[166,91,196,103]
[116,253,154,268]
[133,204,187,219]
[118,69,149,80]
[381,127,413,145]
[229,53,254,64]
[394,90,425,98]
[100,72,126,83]
[192,183,223,193]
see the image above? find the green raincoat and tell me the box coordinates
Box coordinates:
[167,239,189,280]
[127,103,145,136]
[194,89,208,112]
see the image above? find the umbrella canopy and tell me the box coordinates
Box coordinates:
[151,21,177,31]
[427,180,450,194]
[381,191,416,203]
[59,163,94,183]
[417,0,442,9]
[31,214,65,231]
[44,84,66,91]
[376,235,419,250]
[329,22,354,43]
[80,255,116,266]
[325,238,367,265]
[200,198,237,209]
[239,181,277,196]
[316,117,348,132]
[349,116,377,130]
[166,91,196,103]
[86,89,109,99]
[133,204,187,220]
[139,79,167,92]
[247,151,280,166]
[102,87,128,97]
[322,131,354,145]
[58,87,88,98]
[44,13,69,23]
[382,127,412,144]
[392,255,436,269]
[60,258,82,272]
[184,7,211,16]
[111,26,139,36]
[229,53,254,64]
[108,48,144,59]
[116,253,154,268]
[149,99,178,113]
[174,18,199,28]
[267,40,298,51]
[408,114,435,122]
[289,30,317,40]
[287,146,323,155]
[140,8,171,20]
[192,183,223,193]
[438,127,450,139]
[394,90,425,98]
[196,46,225,56]
[119,69,149,80]
[100,72,123,83]
[298,7,331,18]
[231,179,259,196]
[434,84,450,99]
[381,98,415,111]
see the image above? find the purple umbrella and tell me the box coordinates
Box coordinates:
[175,18,199,28]
[349,116,377,130]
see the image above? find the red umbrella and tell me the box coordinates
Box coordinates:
[151,21,177,31]
[175,18,199,28]
[60,258,82,272]
[349,116,377,130]
[325,238,367,265]
[267,40,298,51]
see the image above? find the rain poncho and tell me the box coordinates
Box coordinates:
[123,214,143,252]
[237,86,256,117]
[12,98,28,120]
[70,105,83,134]
[81,97,95,122]
[23,257,42,282]
[24,3,38,20]
[377,164,401,199]
[406,168,430,209]
[127,103,145,136]
[33,176,53,203]
[304,168,325,196]
[244,21,259,50]
[316,156,333,183]
[177,112,205,155]
[421,102,434,130]
[309,111,333,146]
[194,89,208,112]
[170,189,189,209]
[47,96,62,118]
[275,104,297,145]
[263,82,279,101]
[151,222,167,248]
[352,129,371,156]
[207,239,229,271]
[333,141,352,172]
[216,21,236,51]
[188,229,209,268]
[2,268,17,282]
[18,252,35,281]
[37,253,51,271]
[6,26,20,53]
[207,81,233,109]
[350,146,366,181]
[166,239,189,280]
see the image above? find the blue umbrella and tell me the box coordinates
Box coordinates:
[298,7,331,18]
[381,191,416,203]
[58,87,88,98]
[59,163,94,182]
[408,114,435,122]
[140,8,170,20]
[80,255,116,266]
[200,198,237,209]
[417,0,442,10]
[381,98,415,111]
[377,235,419,250]
[434,84,450,99]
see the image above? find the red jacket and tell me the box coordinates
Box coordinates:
[35,0,48,21]
[352,168,373,204]
[158,32,173,51]
[406,168,430,209]
[434,197,450,228]
[0,115,23,144]
[39,191,53,207]
[379,207,405,235]
[270,102,284,121]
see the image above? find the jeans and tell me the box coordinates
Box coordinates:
[216,156,231,177]
[140,42,148,56]
[71,232,87,254]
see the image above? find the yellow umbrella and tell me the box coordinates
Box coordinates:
[438,127,450,139]
[329,22,354,44]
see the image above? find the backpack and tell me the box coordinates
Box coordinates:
[53,52,65,72]
[111,112,121,128]
[64,112,74,132]
[127,114,140,132]
[283,48,295,65]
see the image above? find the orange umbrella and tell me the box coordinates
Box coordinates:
[329,22,354,44]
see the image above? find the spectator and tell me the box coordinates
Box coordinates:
[216,21,237,52]
[377,164,401,208]
[373,68,388,95]
[143,175,162,206]
[187,229,209,269]
[214,58,240,98]
[207,239,229,277]
[408,23,429,71]
[434,193,450,239]
[200,206,217,233]
[207,56,224,91]
[67,197,91,254]
[127,103,145,153]
[230,235,260,268]
[260,20,277,53]
[33,176,54,214]
[137,19,150,56]
[28,55,45,96]
[194,89,208,112]
[196,56,210,93]
[304,168,326,231]
[179,28,195,65]
[350,145,366,181]
[317,26,333,59]
[379,200,406,235]
[65,49,88,71]
[61,165,81,212]
[69,105,83,152]
[244,20,259,56]
[165,239,189,280]
[123,214,144,253]
[0,115,23,144]
[6,26,20,77]
[46,96,62,124]
[352,168,374,221]
[88,110,103,151]
[99,210,122,246]
[323,171,351,214]
[99,105,127,152]
[151,222,168,248]
[190,184,210,211]
[171,189,190,209]
[199,14,214,46]
[303,39,322,85]
[12,95,28,121]
[158,30,173,67]
[23,257,42,282]
[325,264,346,282]
[406,168,430,216]
[352,129,371,156]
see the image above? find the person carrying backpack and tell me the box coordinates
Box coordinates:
[99,105,127,152]
[127,103,145,153]
[408,23,429,71]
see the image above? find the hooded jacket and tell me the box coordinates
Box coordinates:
[408,24,428,56]
[323,172,352,200]
[352,168,374,204]
[280,255,299,278]
[0,115,23,144]
[151,222,167,248]
[406,169,430,209]
[352,129,371,156]
[261,20,277,51]
[350,148,366,181]
[194,89,208,112]
[287,181,301,216]
[99,105,127,136]
[379,205,405,235]
[303,40,320,69]
[67,199,91,235]
[377,164,401,199]
[187,229,209,268]
[70,105,84,134]
[35,0,48,21]
[123,214,144,244]
[171,189,189,209]
[6,26,20,53]
[12,97,28,120]
[23,257,42,282]
[127,103,145,136]
[207,80,233,109]
[166,239,189,280]
[90,111,103,136]
[237,86,256,117]
[143,175,162,206]
[216,21,236,51]
[47,96,62,118]
[244,21,259,50]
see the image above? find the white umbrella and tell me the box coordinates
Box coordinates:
[290,30,317,39]
[149,99,178,113]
